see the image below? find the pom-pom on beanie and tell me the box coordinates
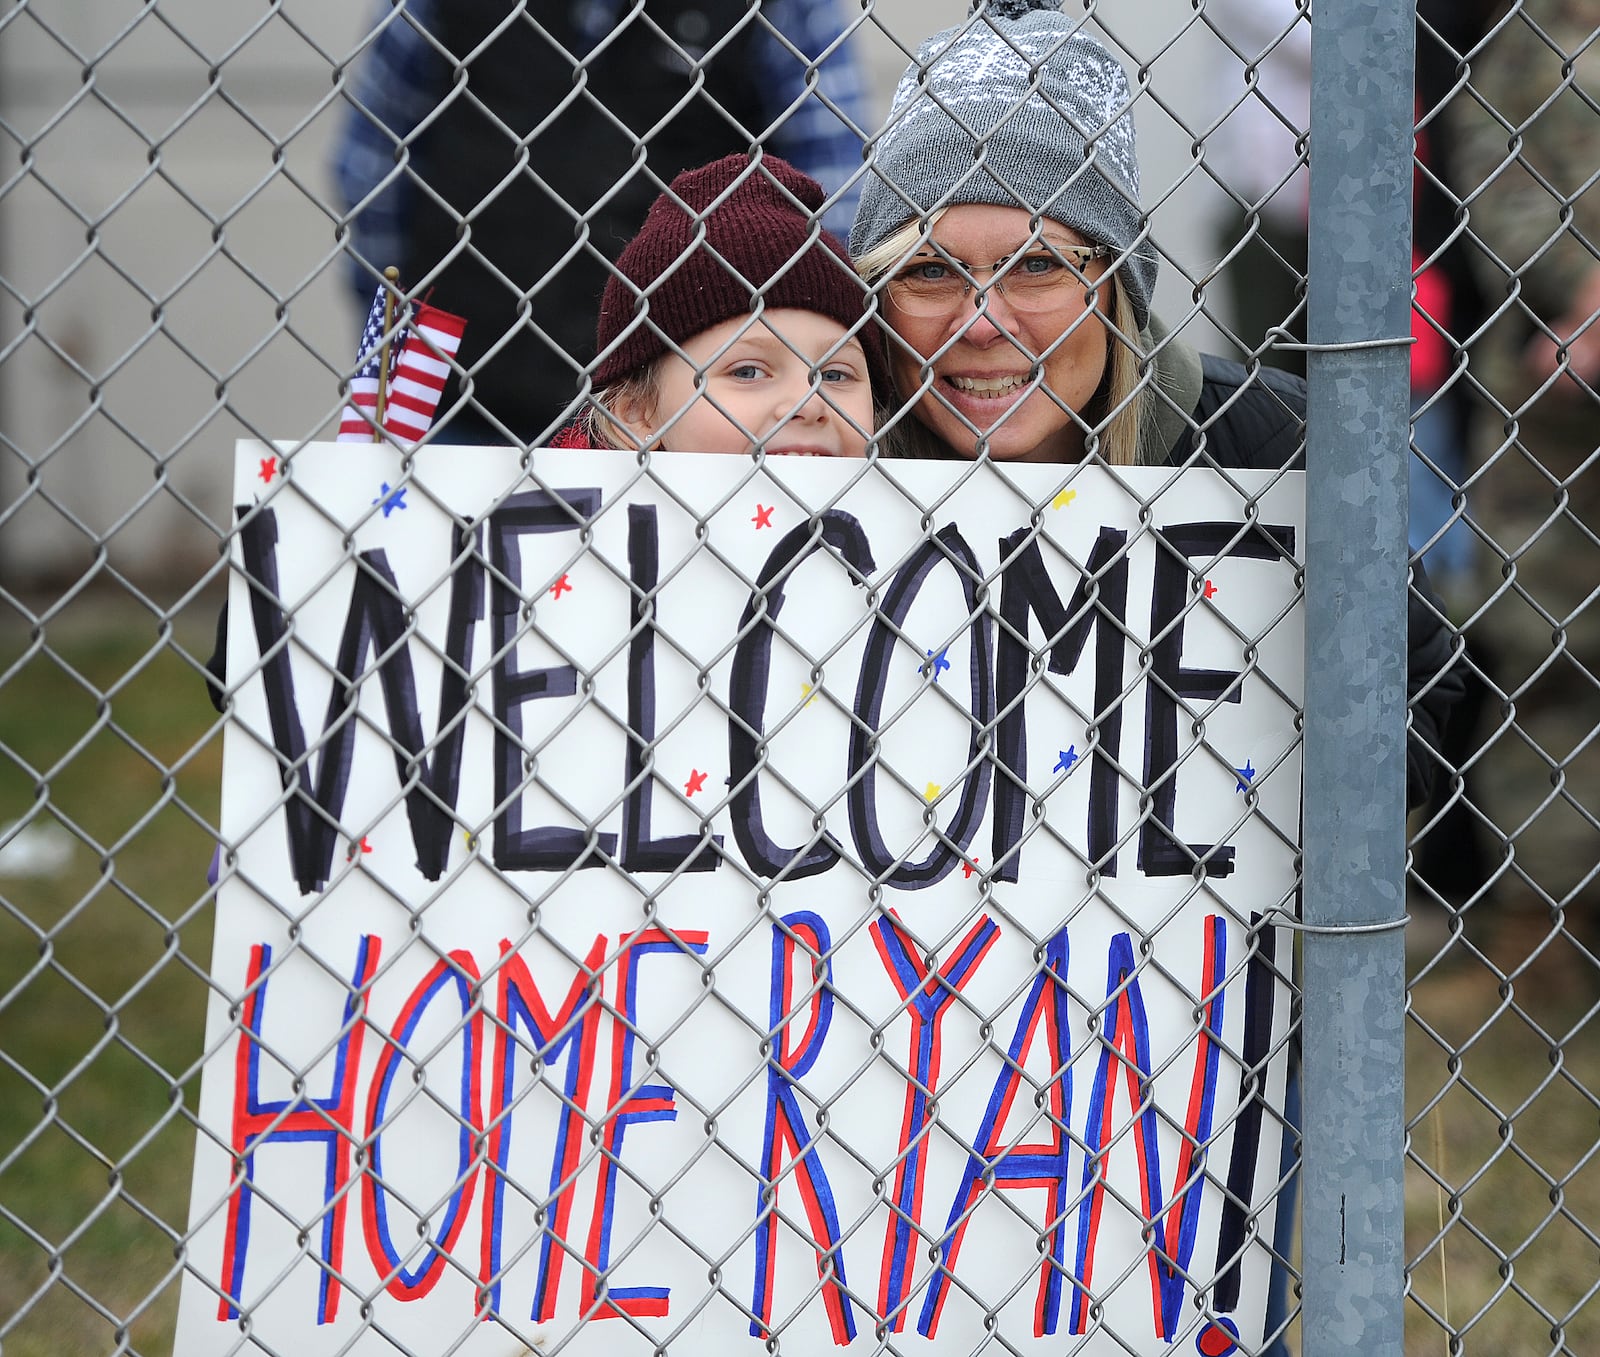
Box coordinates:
[593,154,883,391]
[849,0,1158,330]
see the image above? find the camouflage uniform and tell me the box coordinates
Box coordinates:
[1448,0,1600,911]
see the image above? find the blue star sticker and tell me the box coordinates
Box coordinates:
[1234,759,1256,792]
[1054,746,1078,774]
[924,647,951,681]
[372,482,407,516]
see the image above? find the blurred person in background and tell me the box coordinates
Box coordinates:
[1405,0,1501,909]
[333,0,870,446]
[1412,0,1495,602]
[1202,0,1311,378]
[1447,0,1600,939]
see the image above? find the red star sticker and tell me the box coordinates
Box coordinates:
[684,768,708,797]
[962,857,980,879]
[347,835,372,861]
[1203,578,1218,600]
[552,573,572,599]
[259,456,278,483]
[752,504,774,529]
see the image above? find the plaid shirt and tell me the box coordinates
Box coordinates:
[334,0,869,294]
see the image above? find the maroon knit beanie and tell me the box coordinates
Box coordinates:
[593,154,885,393]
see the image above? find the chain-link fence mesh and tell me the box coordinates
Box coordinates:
[0,1,1595,1354]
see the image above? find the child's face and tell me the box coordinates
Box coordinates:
[633,309,874,457]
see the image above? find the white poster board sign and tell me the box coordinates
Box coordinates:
[177,441,1304,1357]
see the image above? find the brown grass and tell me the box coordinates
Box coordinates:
[1405,914,1600,1357]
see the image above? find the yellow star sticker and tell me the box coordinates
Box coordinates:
[800,682,819,708]
[925,782,941,801]
[1052,488,1077,510]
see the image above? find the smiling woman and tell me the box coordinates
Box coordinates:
[842,2,1200,471]
[871,206,1126,464]
[846,1,1460,818]
[850,1,1165,467]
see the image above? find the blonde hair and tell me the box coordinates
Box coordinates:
[580,365,662,450]
[855,215,1150,466]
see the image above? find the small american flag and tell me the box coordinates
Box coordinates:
[380,301,467,442]
[337,284,466,443]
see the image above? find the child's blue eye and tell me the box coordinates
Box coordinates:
[820,366,857,383]
[729,364,763,380]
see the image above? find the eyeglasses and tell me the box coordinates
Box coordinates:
[884,244,1115,317]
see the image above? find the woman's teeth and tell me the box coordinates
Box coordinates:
[948,374,1027,394]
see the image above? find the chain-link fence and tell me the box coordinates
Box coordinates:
[1,1,1595,1354]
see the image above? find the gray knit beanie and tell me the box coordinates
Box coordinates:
[850,0,1157,330]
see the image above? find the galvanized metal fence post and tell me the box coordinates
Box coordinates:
[1302,0,1416,1353]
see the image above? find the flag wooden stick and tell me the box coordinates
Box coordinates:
[373,266,400,442]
